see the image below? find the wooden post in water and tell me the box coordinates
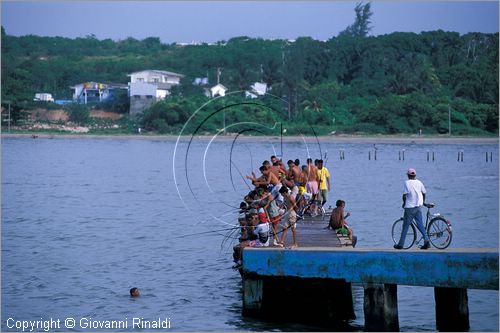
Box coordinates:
[242,277,263,315]
[434,287,470,331]
[363,283,399,332]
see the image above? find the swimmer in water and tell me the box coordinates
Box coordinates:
[130,287,140,297]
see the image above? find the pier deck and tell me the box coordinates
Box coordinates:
[280,209,354,247]
[241,212,499,331]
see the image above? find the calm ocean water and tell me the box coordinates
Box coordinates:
[2,136,498,331]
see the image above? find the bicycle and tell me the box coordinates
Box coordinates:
[391,203,452,249]
[296,192,326,220]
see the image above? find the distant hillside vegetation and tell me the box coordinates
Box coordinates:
[1,26,498,135]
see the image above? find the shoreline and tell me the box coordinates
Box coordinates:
[1,133,498,144]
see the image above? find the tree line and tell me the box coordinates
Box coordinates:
[1,6,498,135]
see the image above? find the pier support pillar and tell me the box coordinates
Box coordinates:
[242,276,355,326]
[363,283,399,332]
[242,277,263,315]
[434,287,469,331]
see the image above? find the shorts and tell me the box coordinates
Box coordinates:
[298,186,306,195]
[248,240,267,247]
[270,215,281,226]
[285,210,297,229]
[290,186,299,198]
[336,226,351,236]
[306,181,319,195]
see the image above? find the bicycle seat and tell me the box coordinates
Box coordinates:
[424,203,435,208]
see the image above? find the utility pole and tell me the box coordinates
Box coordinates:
[223,110,226,135]
[3,101,12,132]
[448,105,451,136]
[8,102,11,132]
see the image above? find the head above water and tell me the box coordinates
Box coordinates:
[130,287,140,298]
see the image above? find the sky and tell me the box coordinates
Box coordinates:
[1,1,498,43]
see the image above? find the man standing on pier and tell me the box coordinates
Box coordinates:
[316,159,330,208]
[394,168,430,250]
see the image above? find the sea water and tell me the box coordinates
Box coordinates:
[2,136,498,331]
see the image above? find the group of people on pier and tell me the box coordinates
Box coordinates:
[233,155,357,266]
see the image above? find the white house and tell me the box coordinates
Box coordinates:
[210,84,228,97]
[128,70,184,99]
[127,69,184,116]
[251,82,268,96]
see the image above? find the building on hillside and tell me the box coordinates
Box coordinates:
[245,91,258,99]
[251,82,268,96]
[210,84,228,98]
[70,82,127,104]
[127,70,184,116]
[193,77,209,86]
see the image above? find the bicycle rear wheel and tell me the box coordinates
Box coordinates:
[427,217,452,249]
[392,218,416,249]
[318,205,326,220]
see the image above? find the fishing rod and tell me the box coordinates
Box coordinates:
[300,133,311,158]
[229,128,266,192]
[280,122,283,159]
[310,125,323,159]
[231,160,252,191]
[168,225,240,240]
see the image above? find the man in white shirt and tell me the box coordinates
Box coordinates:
[394,168,430,250]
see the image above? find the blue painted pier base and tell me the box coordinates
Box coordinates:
[241,247,498,331]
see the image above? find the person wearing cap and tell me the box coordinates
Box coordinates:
[394,168,430,250]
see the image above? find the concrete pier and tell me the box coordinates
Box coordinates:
[241,247,498,330]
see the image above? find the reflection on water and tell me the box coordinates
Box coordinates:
[2,137,498,331]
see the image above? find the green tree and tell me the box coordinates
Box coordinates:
[339,2,373,37]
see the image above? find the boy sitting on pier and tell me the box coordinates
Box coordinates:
[328,199,357,247]
[233,211,269,267]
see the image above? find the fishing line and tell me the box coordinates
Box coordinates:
[229,127,267,191]
[173,93,287,229]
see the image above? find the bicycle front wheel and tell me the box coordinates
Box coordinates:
[392,218,416,249]
[427,217,452,249]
